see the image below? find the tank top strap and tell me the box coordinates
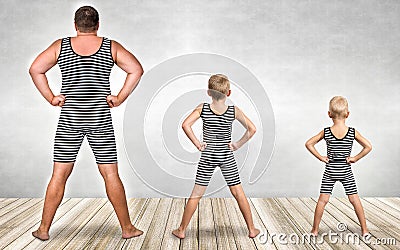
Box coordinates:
[323,127,330,139]
[100,37,112,52]
[347,127,355,140]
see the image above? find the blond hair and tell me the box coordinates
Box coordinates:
[329,96,348,118]
[208,74,230,100]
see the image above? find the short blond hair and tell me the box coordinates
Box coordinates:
[329,96,348,118]
[208,74,230,100]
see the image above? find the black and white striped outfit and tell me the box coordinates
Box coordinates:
[195,103,241,186]
[320,127,357,195]
[53,37,117,164]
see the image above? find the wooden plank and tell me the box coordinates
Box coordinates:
[160,198,185,250]
[198,198,218,249]
[180,198,199,250]
[335,198,400,240]
[282,198,345,250]
[328,198,398,250]
[211,198,237,249]
[83,198,148,249]
[251,198,310,250]
[24,198,106,249]
[0,199,40,220]
[224,198,256,250]
[121,198,161,249]
[140,198,173,249]
[59,200,114,249]
[363,198,400,223]
[301,198,370,250]
[3,199,81,250]
[274,198,333,250]
[376,198,400,212]
[0,198,18,209]
[316,198,389,250]
[248,199,277,250]
[0,199,46,248]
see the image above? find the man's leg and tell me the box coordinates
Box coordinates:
[172,184,207,239]
[32,162,74,240]
[229,184,260,238]
[98,163,143,239]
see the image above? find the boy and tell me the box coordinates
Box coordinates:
[305,96,372,237]
[172,74,260,239]
[29,6,143,240]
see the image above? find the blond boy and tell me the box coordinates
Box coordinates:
[305,96,372,236]
[173,74,260,238]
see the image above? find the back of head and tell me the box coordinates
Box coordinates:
[329,96,348,119]
[74,6,99,33]
[208,74,230,100]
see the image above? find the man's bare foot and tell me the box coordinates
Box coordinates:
[172,228,185,239]
[249,228,260,238]
[122,226,143,239]
[32,229,49,241]
[310,231,318,237]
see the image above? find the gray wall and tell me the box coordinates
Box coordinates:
[0,0,398,197]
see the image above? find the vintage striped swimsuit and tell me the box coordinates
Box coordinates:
[53,37,117,164]
[320,127,358,195]
[195,103,241,186]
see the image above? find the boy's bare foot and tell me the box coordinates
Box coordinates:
[249,228,260,238]
[122,226,143,239]
[32,230,49,241]
[172,228,185,239]
[310,231,318,237]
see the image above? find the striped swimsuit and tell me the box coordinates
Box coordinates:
[53,37,117,164]
[320,127,357,195]
[195,103,241,187]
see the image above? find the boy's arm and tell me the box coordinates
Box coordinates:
[29,40,65,106]
[107,40,144,108]
[182,104,205,151]
[347,130,372,164]
[229,106,257,151]
[305,130,329,163]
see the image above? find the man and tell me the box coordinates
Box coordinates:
[29,6,143,240]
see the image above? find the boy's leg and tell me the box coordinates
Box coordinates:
[347,194,368,235]
[172,184,207,239]
[32,162,74,240]
[229,184,260,238]
[311,193,330,235]
[98,163,143,239]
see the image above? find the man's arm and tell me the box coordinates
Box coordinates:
[29,40,65,106]
[107,41,144,108]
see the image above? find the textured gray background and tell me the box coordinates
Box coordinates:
[0,0,398,197]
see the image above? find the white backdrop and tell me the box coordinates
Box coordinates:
[0,0,398,197]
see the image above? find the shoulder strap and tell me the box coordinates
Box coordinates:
[323,127,329,139]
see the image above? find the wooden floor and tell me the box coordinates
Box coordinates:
[0,198,398,249]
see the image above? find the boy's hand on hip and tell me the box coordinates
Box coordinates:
[346,157,356,164]
[197,142,207,151]
[319,156,329,164]
[51,95,65,107]
[228,142,240,151]
[106,95,121,108]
